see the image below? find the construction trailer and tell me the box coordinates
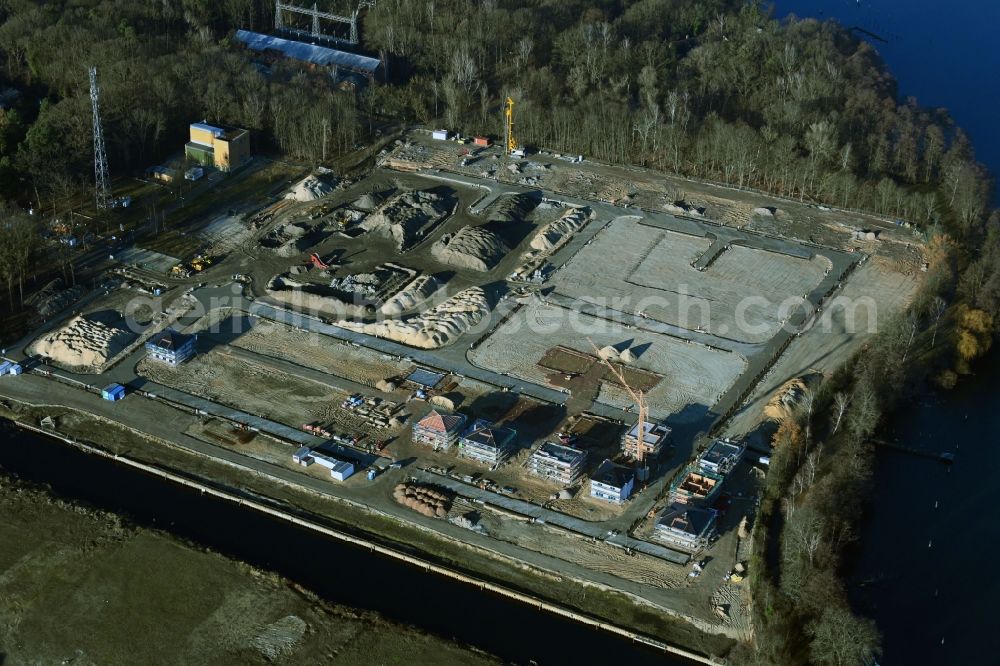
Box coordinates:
[101,384,126,401]
[293,448,355,481]
[412,409,467,450]
[185,122,251,172]
[457,419,516,466]
[527,441,587,485]
[590,459,636,504]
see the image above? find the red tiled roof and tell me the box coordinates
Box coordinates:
[417,410,464,433]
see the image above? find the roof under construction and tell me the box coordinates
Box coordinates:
[235,29,380,74]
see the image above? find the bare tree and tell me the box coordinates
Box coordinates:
[929,295,947,346]
[807,605,881,666]
[830,392,849,435]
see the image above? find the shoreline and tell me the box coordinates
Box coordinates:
[1,413,718,665]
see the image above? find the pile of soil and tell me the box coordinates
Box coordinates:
[486,193,538,222]
[431,226,509,272]
[338,287,490,349]
[27,279,86,321]
[530,207,590,253]
[764,377,808,422]
[380,275,439,316]
[392,482,453,518]
[31,314,136,370]
[360,190,450,251]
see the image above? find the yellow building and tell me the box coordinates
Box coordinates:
[184,122,250,172]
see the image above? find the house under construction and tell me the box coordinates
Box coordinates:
[622,420,672,460]
[458,419,516,466]
[669,466,724,506]
[527,441,587,485]
[412,409,467,450]
[654,504,719,551]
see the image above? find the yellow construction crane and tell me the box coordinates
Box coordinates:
[589,338,649,469]
[503,97,518,156]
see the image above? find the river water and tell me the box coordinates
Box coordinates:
[779,0,1000,197]
[847,352,1000,663]
[0,425,690,666]
[777,2,1000,661]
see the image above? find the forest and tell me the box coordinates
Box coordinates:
[2,1,1000,664]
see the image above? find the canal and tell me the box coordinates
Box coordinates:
[0,423,693,666]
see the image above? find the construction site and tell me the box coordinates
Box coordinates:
[0,108,925,649]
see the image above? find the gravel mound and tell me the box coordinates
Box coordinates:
[486,192,538,222]
[431,226,509,272]
[360,190,450,251]
[285,175,334,202]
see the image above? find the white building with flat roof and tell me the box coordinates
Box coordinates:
[528,442,587,485]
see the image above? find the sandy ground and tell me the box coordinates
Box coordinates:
[230,317,410,388]
[137,351,334,428]
[471,300,746,419]
[0,477,496,665]
[724,255,920,438]
[477,508,686,590]
[552,218,830,343]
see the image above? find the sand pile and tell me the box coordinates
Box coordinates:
[337,287,490,349]
[31,314,136,370]
[285,175,334,202]
[392,482,453,518]
[380,275,439,315]
[764,377,808,422]
[486,193,538,222]
[598,345,620,360]
[431,226,509,272]
[530,207,590,253]
[360,190,449,251]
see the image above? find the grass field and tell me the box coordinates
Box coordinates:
[0,476,497,665]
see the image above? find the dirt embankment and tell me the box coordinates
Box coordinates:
[336,287,490,349]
